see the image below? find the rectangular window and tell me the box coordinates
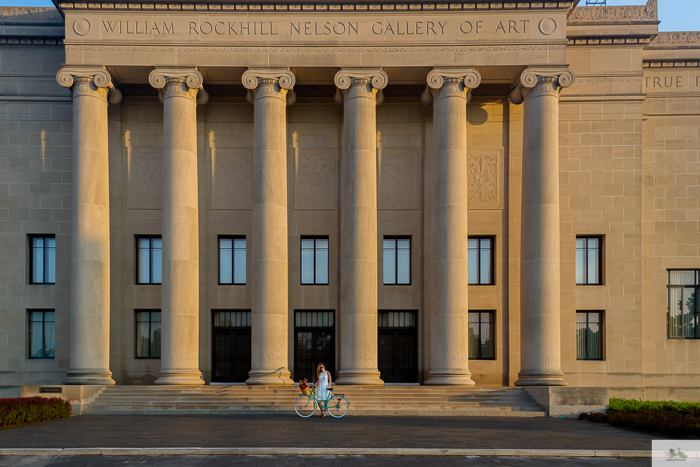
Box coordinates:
[668,270,699,339]
[301,237,329,285]
[383,237,411,285]
[576,236,602,285]
[29,235,56,284]
[135,310,161,358]
[28,310,55,359]
[576,311,604,360]
[136,237,162,284]
[468,237,493,285]
[219,237,246,285]
[468,311,495,359]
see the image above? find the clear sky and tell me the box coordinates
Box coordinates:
[1,0,698,33]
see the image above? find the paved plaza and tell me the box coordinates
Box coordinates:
[0,455,652,467]
[0,415,654,451]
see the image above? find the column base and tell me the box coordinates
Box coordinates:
[514,370,568,387]
[335,369,383,385]
[155,369,205,385]
[63,369,115,386]
[246,368,293,386]
[425,370,475,386]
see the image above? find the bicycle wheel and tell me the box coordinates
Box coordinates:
[294,395,317,418]
[327,395,349,418]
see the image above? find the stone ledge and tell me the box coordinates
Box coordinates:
[524,387,609,418]
[21,385,107,415]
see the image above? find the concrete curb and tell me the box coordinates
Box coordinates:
[0,447,651,458]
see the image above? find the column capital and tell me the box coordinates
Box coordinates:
[508,66,575,105]
[56,66,122,104]
[334,68,388,105]
[334,68,388,91]
[242,68,296,105]
[149,67,208,105]
[421,68,481,106]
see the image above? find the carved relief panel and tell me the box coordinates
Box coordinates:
[467,148,504,210]
[127,148,163,210]
[378,148,420,211]
[211,148,253,210]
[294,148,337,211]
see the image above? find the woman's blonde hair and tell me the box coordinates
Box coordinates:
[316,363,325,383]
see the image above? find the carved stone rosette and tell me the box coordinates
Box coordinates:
[508,67,576,105]
[242,68,296,105]
[56,66,122,104]
[334,68,388,105]
[149,68,208,105]
[421,68,482,106]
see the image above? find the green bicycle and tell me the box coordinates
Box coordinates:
[294,386,349,418]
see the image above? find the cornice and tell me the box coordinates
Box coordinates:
[568,0,657,24]
[643,60,700,69]
[566,36,654,47]
[0,37,62,46]
[0,7,63,24]
[648,32,700,49]
[56,1,575,13]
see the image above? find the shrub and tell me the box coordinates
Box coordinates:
[579,398,700,439]
[0,397,72,429]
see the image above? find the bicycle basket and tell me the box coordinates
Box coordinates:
[300,386,311,396]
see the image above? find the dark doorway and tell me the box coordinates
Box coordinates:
[212,310,251,383]
[378,310,418,383]
[294,310,335,383]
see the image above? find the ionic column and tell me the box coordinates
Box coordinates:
[508,67,575,386]
[242,69,295,385]
[421,68,481,386]
[57,67,120,386]
[333,69,387,385]
[149,68,208,385]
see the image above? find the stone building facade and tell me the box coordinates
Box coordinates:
[0,0,698,400]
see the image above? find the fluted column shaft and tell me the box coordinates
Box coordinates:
[243,70,295,385]
[422,69,480,386]
[150,69,207,385]
[334,69,387,385]
[509,68,574,386]
[57,68,120,385]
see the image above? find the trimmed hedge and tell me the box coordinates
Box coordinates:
[579,398,700,439]
[0,397,72,429]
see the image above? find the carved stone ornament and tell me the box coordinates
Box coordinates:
[653,31,700,46]
[421,68,482,106]
[569,0,657,22]
[56,66,122,104]
[508,67,576,105]
[242,68,296,105]
[148,67,208,105]
[334,68,388,105]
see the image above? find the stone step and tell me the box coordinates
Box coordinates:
[83,408,545,417]
[85,386,544,417]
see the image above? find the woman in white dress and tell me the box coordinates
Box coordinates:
[315,363,332,418]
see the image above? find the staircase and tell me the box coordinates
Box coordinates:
[82,385,545,417]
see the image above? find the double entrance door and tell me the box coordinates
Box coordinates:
[378,310,418,383]
[211,310,251,383]
[294,310,335,383]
